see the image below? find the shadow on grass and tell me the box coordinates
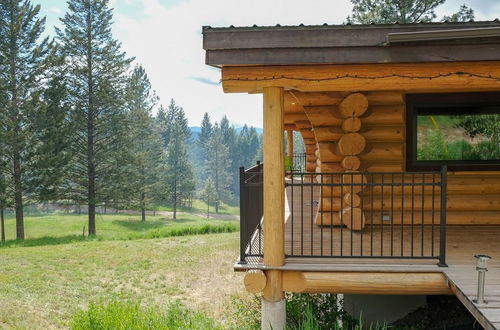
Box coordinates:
[0,235,96,248]
[111,220,165,231]
[0,223,239,248]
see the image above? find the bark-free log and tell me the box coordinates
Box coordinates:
[313,127,344,142]
[303,106,343,126]
[342,172,368,193]
[318,142,404,163]
[244,270,267,293]
[294,120,312,129]
[282,271,451,295]
[319,162,344,173]
[342,117,362,132]
[341,156,361,171]
[338,133,366,156]
[339,93,369,118]
[361,105,405,125]
[263,87,284,268]
[341,207,366,231]
[344,193,361,207]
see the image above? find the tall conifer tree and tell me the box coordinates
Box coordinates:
[205,124,232,213]
[57,0,132,235]
[125,65,161,221]
[0,0,50,239]
[162,102,194,219]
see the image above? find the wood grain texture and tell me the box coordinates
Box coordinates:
[222,62,500,93]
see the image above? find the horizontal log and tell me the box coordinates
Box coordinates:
[291,91,404,107]
[362,126,405,142]
[319,194,500,212]
[284,113,308,123]
[362,162,404,172]
[282,271,451,295]
[314,126,404,143]
[305,144,316,154]
[319,142,404,163]
[303,138,316,145]
[284,124,296,131]
[304,106,343,126]
[300,129,315,139]
[294,120,312,129]
[222,61,500,93]
[319,162,343,173]
[365,211,500,225]
[313,127,344,142]
[362,105,405,126]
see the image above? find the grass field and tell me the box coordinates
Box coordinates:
[154,200,240,216]
[0,212,247,329]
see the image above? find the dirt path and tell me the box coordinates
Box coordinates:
[115,209,239,221]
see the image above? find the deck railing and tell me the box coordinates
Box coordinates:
[291,152,307,173]
[239,162,263,263]
[239,165,447,266]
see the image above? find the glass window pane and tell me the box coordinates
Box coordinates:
[417,114,500,161]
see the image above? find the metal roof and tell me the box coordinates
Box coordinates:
[203,21,500,67]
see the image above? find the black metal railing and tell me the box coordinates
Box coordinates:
[239,165,447,266]
[239,162,264,263]
[291,152,307,173]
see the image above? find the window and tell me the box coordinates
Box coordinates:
[406,92,500,171]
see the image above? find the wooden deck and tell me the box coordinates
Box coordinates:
[237,183,500,329]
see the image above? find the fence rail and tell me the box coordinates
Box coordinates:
[238,165,447,266]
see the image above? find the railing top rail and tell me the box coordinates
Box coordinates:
[286,170,443,175]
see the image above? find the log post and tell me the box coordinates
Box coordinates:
[262,87,286,330]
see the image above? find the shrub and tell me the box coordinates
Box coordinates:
[71,300,219,330]
[286,293,357,329]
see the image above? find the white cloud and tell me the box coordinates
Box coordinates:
[49,7,62,14]
[112,0,353,127]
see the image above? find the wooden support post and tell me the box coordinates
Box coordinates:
[262,87,286,330]
[287,130,294,158]
[263,86,285,269]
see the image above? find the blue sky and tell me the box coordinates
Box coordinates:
[36,0,500,128]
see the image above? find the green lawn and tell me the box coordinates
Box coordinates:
[0,232,244,329]
[0,212,237,247]
[155,199,240,217]
[0,211,248,329]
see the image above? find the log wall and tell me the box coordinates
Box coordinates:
[290,90,500,227]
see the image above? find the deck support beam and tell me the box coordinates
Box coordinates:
[262,86,286,330]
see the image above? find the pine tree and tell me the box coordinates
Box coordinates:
[29,54,73,205]
[195,112,213,182]
[205,124,232,213]
[442,4,474,22]
[125,65,161,221]
[57,0,132,235]
[0,0,50,239]
[163,105,194,220]
[347,0,474,24]
[347,0,446,24]
[201,177,216,219]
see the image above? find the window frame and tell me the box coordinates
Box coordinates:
[406,92,500,171]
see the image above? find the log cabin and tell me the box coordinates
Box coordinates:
[203,21,500,329]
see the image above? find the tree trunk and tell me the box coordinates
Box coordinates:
[173,179,177,220]
[87,119,96,236]
[1,201,5,242]
[13,154,24,240]
[141,192,146,221]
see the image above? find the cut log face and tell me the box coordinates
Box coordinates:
[338,133,366,156]
[342,172,368,193]
[339,93,369,118]
[342,117,362,132]
[341,156,361,171]
[244,270,267,293]
[344,193,361,207]
[340,207,366,231]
